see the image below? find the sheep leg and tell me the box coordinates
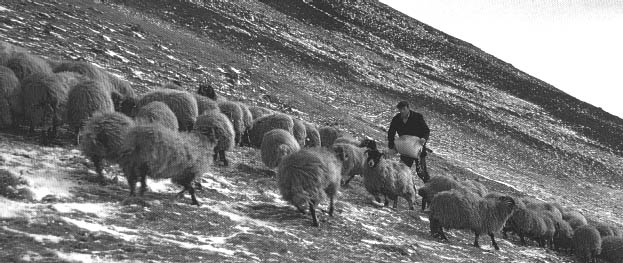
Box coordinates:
[187,184,200,206]
[383,196,389,207]
[473,233,481,249]
[430,218,447,240]
[220,150,228,166]
[392,196,398,209]
[328,196,334,217]
[138,164,148,196]
[92,157,105,184]
[213,148,219,164]
[421,199,427,211]
[407,198,414,210]
[126,174,137,197]
[309,201,319,227]
[489,233,500,250]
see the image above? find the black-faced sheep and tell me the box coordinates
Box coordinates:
[135,101,179,131]
[118,124,215,206]
[248,105,273,120]
[261,129,300,169]
[277,148,341,227]
[135,89,198,131]
[563,210,588,230]
[66,80,115,137]
[573,224,602,263]
[303,121,321,148]
[194,110,235,166]
[197,83,225,102]
[248,113,294,148]
[292,118,307,147]
[362,149,417,210]
[331,143,366,187]
[194,94,219,115]
[429,190,517,250]
[0,66,19,127]
[7,52,52,81]
[218,101,244,145]
[599,236,623,263]
[319,126,341,147]
[21,72,70,142]
[79,112,135,182]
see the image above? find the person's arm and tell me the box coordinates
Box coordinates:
[387,115,398,149]
[420,115,430,141]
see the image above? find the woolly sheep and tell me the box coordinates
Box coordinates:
[135,101,179,131]
[248,105,273,120]
[107,74,136,115]
[552,217,574,252]
[261,129,301,169]
[599,236,623,263]
[194,94,219,115]
[573,225,602,263]
[331,143,366,187]
[118,124,215,206]
[197,83,226,102]
[362,149,417,210]
[79,112,135,182]
[292,118,307,147]
[237,102,253,133]
[135,89,198,131]
[194,110,235,166]
[319,126,341,147]
[524,198,563,221]
[21,72,70,142]
[0,66,19,127]
[333,134,359,146]
[0,42,27,66]
[563,210,588,230]
[248,113,294,148]
[7,52,52,81]
[503,199,549,246]
[277,148,341,227]
[66,80,115,137]
[588,219,617,238]
[303,121,321,148]
[418,175,488,211]
[218,101,244,145]
[429,190,517,250]
[53,61,108,83]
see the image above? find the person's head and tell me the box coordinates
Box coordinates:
[396,101,410,118]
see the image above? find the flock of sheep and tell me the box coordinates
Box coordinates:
[1,42,622,262]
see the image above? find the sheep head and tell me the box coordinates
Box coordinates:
[365,149,383,168]
[197,84,217,100]
[359,138,377,151]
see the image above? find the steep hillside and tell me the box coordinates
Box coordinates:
[1,0,621,262]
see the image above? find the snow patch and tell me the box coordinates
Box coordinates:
[2,226,65,243]
[51,203,112,218]
[53,250,94,263]
[209,204,295,237]
[361,239,382,245]
[0,5,11,12]
[157,237,236,256]
[61,217,138,242]
[0,197,32,219]
[22,170,78,200]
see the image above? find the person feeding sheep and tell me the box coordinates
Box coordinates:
[387,100,431,182]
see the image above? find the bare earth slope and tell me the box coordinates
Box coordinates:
[0,0,621,262]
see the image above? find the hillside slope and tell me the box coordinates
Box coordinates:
[0,0,621,262]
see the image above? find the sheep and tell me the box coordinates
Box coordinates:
[134,101,179,131]
[303,121,321,148]
[539,211,557,249]
[248,113,294,148]
[333,134,359,146]
[418,175,488,211]
[52,61,108,83]
[292,118,307,147]
[236,102,253,146]
[523,198,563,221]
[194,94,219,115]
[217,101,243,145]
[1,42,27,66]
[277,148,341,226]
[79,112,135,182]
[0,66,19,127]
[135,89,198,131]
[573,225,602,263]
[194,110,235,166]
[118,124,215,206]
[362,149,417,210]
[563,210,588,229]
[107,74,136,115]
[20,72,70,142]
[503,198,549,246]
[6,52,52,81]
[319,126,341,147]
[261,129,300,169]
[248,105,273,120]
[66,80,115,137]
[599,236,623,263]
[429,190,517,250]
[552,218,574,252]
[332,143,366,187]
[588,219,617,238]
[197,83,225,102]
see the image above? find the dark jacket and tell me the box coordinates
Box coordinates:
[387,110,430,149]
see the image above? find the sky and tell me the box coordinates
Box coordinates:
[379,0,623,118]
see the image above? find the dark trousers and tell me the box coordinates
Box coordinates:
[399,146,430,182]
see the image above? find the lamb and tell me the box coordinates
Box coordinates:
[563,210,588,229]
[79,112,135,182]
[261,129,301,169]
[303,121,321,147]
[194,110,235,166]
[134,101,179,131]
[573,225,602,263]
[194,94,219,115]
[277,148,341,226]
[319,126,341,147]
[7,52,52,81]
[135,89,198,131]
[331,143,366,187]
[429,190,517,250]
[248,105,273,120]
[66,80,115,137]
[20,72,70,142]
[362,149,417,210]
[418,175,488,211]
[0,66,19,127]
[599,236,623,263]
[248,113,294,148]
[292,118,307,147]
[218,101,244,145]
[118,124,215,206]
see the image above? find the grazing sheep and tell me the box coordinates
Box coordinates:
[429,190,517,250]
[319,126,341,147]
[248,105,273,120]
[194,110,235,166]
[552,218,574,252]
[0,66,19,127]
[52,61,108,83]
[331,143,366,187]
[197,83,225,102]
[573,225,602,263]
[7,52,52,81]
[21,72,70,142]
[418,175,488,211]
[107,74,136,115]
[362,149,417,210]
[303,121,321,148]
[218,101,244,145]
[292,118,307,147]
[277,148,341,226]
[261,129,300,169]
[66,80,115,137]
[236,102,253,146]
[524,198,563,221]
[588,219,617,238]
[135,89,198,131]
[79,112,135,182]
[599,236,623,263]
[248,113,294,148]
[135,101,179,131]
[563,210,588,230]
[118,124,215,206]
[503,199,549,246]
[194,94,219,115]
